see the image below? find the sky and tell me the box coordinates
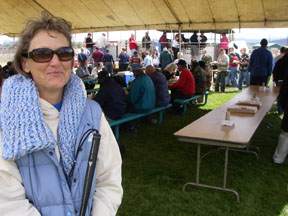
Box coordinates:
[1,28,288,45]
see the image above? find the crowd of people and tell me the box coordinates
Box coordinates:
[0,12,288,215]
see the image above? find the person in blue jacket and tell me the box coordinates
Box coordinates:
[128,64,156,113]
[94,71,127,120]
[0,11,122,216]
[248,38,273,86]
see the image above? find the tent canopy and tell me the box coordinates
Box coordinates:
[1,0,288,37]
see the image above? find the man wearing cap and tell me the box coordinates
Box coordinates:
[94,71,127,120]
[248,38,273,85]
[145,65,170,107]
[102,49,115,76]
[168,59,195,111]
[128,64,156,113]
[215,48,229,92]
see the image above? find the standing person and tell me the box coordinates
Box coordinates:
[168,59,195,111]
[201,49,212,67]
[272,48,288,114]
[248,38,273,86]
[145,65,170,107]
[129,34,138,55]
[159,31,168,52]
[238,48,250,90]
[273,67,288,164]
[118,48,130,71]
[102,49,114,76]
[84,33,95,62]
[96,33,108,52]
[152,49,160,68]
[190,31,199,60]
[94,71,127,120]
[0,11,122,216]
[172,34,180,60]
[142,32,151,53]
[92,47,104,67]
[143,51,153,68]
[220,33,229,54]
[226,53,239,87]
[215,48,229,92]
[274,46,286,66]
[160,47,173,71]
[200,32,207,49]
[129,51,142,67]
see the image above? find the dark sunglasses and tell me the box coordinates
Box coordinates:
[23,47,74,63]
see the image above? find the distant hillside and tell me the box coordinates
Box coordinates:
[270,38,288,45]
[236,37,288,46]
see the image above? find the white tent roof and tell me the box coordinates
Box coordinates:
[1,0,288,36]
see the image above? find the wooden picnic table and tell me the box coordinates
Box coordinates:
[174,85,279,201]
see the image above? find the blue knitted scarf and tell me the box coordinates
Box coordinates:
[0,72,86,175]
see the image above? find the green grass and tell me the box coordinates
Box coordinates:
[116,86,288,216]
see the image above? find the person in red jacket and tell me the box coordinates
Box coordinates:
[129,34,138,55]
[226,52,239,87]
[168,59,195,112]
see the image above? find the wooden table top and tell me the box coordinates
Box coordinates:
[174,86,280,148]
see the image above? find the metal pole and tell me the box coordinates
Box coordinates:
[214,32,217,61]
[179,24,182,58]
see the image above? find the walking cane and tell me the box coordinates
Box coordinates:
[79,132,101,216]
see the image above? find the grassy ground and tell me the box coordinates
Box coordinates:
[115,86,288,216]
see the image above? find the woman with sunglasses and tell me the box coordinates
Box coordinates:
[0,12,123,216]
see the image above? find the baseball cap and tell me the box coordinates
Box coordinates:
[131,64,142,71]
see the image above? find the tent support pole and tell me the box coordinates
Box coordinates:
[179,24,181,59]
[214,32,217,61]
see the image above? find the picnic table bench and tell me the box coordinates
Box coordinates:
[108,104,172,140]
[174,91,209,115]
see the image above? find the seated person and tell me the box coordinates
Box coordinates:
[163,63,177,81]
[199,60,212,91]
[145,65,170,107]
[168,60,195,111]
[190,61,206,96]
[93,71,127,120]
[76,59,90,78]
[127,64,155,113]
[91,62,103,78]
